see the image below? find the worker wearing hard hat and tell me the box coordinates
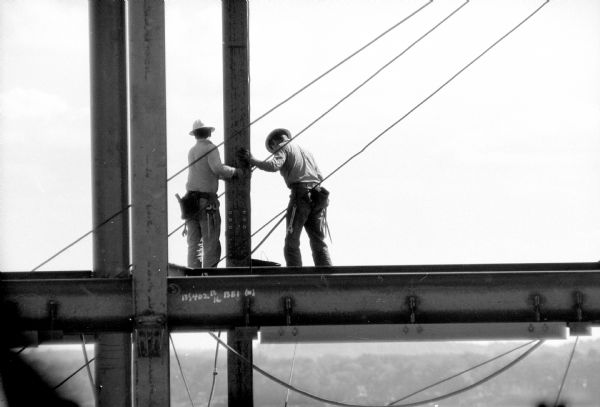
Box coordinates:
[239,129,332,267]
[179,119,242,268]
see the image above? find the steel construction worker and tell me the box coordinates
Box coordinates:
[183,119,241,268]
[240,128,332,267]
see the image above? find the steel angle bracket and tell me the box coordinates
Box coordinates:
[134,313,166,358]
[260,322,569,343]
[569,291,592,336]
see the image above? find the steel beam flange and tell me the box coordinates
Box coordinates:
[134,314,166,358]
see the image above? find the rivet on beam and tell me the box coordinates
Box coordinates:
[407,295,418,324]
[47,300,58,331]
[244,296,252,326]
[532,294,542,322]
[284,297,293,326]
[574,291,584,322]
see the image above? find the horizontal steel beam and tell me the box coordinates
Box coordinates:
[1,271,92,279]
[260,323,570,343]
[177,262,600,275]
[2,265,600,332]
[1,278,132,332]
[167,269,600,329]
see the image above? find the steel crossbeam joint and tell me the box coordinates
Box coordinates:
[134,314,166,358]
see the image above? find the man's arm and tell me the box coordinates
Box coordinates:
[207,149,237,179]
[249,150,286,172]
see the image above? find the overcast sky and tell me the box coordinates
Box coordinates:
[1,0,599,271]
[1,2,599,404]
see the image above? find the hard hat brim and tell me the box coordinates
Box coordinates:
[265,128,292,151]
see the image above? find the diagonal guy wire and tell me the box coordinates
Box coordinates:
[52,357,96,391]
[321,0,551,186]
[209,331,543,407]
[553,336,579,407]
[166,0,433,183]
[31,205,131,272]
[80,334,97,405]
[262,0,470,163]
[207,331,222,407]
[170,334,196,407]
[216,0,551,263]
[388,340,536,405]
[177,0,470,254]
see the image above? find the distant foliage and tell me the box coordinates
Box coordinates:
[10,340,600,407]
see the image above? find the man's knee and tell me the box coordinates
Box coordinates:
[285,232,301,248]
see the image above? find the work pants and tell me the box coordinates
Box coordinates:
[284,188,331,267]
[186,198,222,268]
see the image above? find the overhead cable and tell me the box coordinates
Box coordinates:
[249,0,433,136]
[39,0,549,268]
[190,0,467,244]
[169,201,284,245]
[390,340,545,407]
[387,340,536,405]
[80,334,96,405]
[52,357,96,391]
[263,0,470,162]
[170,334,196,407]
[284,343,299,407]
[209,331,543,407]
[251,208,288,237]
[249,213,287,259]
[37,0,443,264]
[227,0,550,258]
[168,222,186,237]
[166,0,433,183]
[29,0,428,269]
[212,209,286,267]
[553,336,579,407]
[31,205,131,271]
[207,331,222,407]
[320,0,551,186]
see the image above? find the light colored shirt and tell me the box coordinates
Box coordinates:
[254,141,323,187]
[186,139,236,193]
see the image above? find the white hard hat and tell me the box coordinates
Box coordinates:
[265,128,291,152]
[189,119,215,135]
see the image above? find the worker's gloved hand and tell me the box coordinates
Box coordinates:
[232,167,250,179]
[237,148,253,167]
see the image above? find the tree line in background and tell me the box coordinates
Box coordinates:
[6,339,599,407]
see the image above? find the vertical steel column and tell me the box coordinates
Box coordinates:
[128,1,169,406]
[223,0,251,263]
[222,1,255,406]
[89,1,131,406]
